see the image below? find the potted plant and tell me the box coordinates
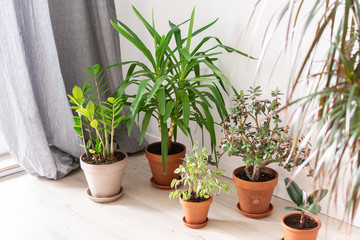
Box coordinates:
[281,178,328,240]
[68,64,128,203]
[219,86,309,217]
[169,145,230,229]
[107,6,252,188]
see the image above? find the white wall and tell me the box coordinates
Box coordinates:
[114,0,359,226]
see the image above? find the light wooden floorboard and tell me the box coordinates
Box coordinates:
[0,152,359,240]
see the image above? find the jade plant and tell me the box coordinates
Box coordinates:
[284,178,328,229]
[219,86,309,181]
[107,6,252,172]
[169,145,230,201]
[68,64,126,162]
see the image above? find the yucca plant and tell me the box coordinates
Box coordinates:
[68,64,126,162]
[107,6,252,171]
[254,0,360,222]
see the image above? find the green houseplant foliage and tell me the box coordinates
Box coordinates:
[68,64,126,161]
[284,178,328,229]
[219,86,310,181]
[256,0,360,221]
[108,6,252,172]
[169,145,230,201]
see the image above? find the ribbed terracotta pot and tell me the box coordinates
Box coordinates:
[180,194,213,228]
[233,166,278,215]
[80,149,128,199]
[145,142,186,187]
[281,212,321,240]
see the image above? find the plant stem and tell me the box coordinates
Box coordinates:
[93,73,109,158]
[110,102,115,160]
[79,115,90,158]
[300,211,305,229]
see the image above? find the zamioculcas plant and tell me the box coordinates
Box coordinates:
[108,6,252,173]
[68,64,128,202]
[284,178,328,229]
[219,86,309,182]
[68,64,126,162]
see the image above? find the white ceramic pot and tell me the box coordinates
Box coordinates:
[80,149,127,200]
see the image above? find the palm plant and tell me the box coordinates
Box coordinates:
[254,0,360,222]
[107,6,251,171]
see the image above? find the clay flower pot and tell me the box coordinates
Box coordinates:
[233,166,278,218]
[80,149,128,203]
[281,212,321,240]
[180,194,213,229]
[145,141,186,188]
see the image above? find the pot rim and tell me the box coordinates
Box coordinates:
[179,192,213,205]
[232,166,279,184]
[145,141,186,156]
[80,149,128,166]
[281,212,321,232]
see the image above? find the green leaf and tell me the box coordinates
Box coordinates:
[140,110,153,145]
[72,85,83,105]
[157,86,166,115]
[76,108,90,119]
[90,119,98,129]
[160,118,168,173]
[131,79,150,115]
[179,47,191,61]
[107,97,115,104]
[164,101,176,122]
[307,189,328,204]
[180,90,190,129]
[284,178,304,207]
[86,101,95,120]
[284,206,302,212]
[186,8,195,50]
[145,75,167,105]
[73,126,82,135]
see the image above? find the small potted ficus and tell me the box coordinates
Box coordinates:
[281,178,328,240]
[169,145,230,229]
[68,64,128,203]
[219,86,309,218]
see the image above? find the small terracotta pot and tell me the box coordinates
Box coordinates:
[180,194,213,228]
[233,166,278,216]
[145,141,186,187]
[281,212,321,240]
[80,149,128,200]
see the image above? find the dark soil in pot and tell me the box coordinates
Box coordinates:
[81,151,126,165]
[284,214,318,230]
[183,191,208,203]
[235,168,276,182]
[147,142,184,155]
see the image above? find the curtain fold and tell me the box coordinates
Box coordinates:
[0,0,147,180]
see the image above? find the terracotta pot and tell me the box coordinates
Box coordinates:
[80,149,128,200]
[180,193,213,228]
[233,166,278,215]
[145,141,186,187]
[281,212,321,240]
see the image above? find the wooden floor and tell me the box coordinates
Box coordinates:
[1,153,359,240]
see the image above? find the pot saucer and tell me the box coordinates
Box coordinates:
[236,202,273,218]
[150,177,181,190]
[85,187,124,203]
[182,216,208,229]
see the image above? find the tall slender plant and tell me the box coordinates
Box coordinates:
[68,64,126,162]
[107,6,252,171]
[254,0,360,221]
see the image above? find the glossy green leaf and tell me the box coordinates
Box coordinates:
[160,118,168,172]
[180,90,190,128]
[157,86,166,115]
[284,178,304,207]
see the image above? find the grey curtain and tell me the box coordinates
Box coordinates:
[0,0,147,180]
